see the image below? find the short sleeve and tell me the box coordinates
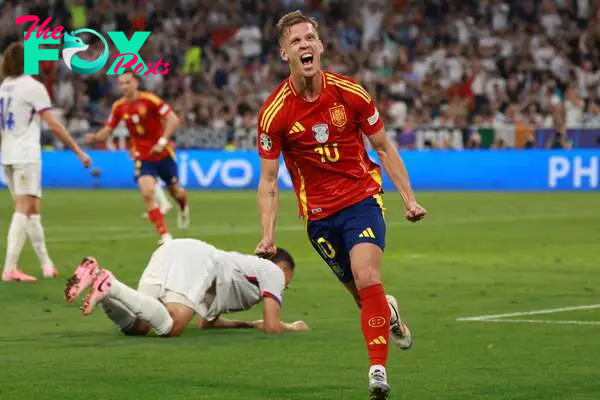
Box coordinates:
[154,98,171,117]
[329,74,384,136]
[158,102,171,117]
[358,100,384,136]
[142,92,171,118]
[105,103,121,129]
[28,81,52,113]
[257,265,286,305]
[257,105,283,160]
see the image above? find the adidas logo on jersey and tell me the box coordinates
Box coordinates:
[288,121,305,135]
[368,336,387,345]
[359,228,376,239]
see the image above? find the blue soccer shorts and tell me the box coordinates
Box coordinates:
[134,156,179,185]
[306,195,386,283]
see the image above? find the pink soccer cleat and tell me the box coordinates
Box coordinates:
[64,257,99,303]
[81,269,113,316]
[2,269,37,283]
[43,266,59,278]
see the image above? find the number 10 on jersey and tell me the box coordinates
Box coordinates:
[0,97,15,131]
[314,143,340,163]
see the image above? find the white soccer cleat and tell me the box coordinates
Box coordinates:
[368,365,390,400]
[177,205,190,229]
[387,294,413,350]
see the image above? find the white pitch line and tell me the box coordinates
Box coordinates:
[456,304,600,322]
[465,318,600,326]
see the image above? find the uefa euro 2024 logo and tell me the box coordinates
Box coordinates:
[16,15,171,76]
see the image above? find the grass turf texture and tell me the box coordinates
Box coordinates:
[0,190,598,400]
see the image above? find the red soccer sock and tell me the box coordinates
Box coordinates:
[148,207,168,235]
[175,192,187,211]
[359,283,391,367]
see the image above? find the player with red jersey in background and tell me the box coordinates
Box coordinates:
[87,72,189,243]
[255,11,427,400]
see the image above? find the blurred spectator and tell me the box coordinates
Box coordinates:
[546,124,573,149]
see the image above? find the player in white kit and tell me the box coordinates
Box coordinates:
[64,238,310,336]
[0,42,91,282]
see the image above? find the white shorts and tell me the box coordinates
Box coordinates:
[136,239,219,314]
[137,284,196,310]
[3,163,42,198]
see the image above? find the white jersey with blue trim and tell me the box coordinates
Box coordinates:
[206,250,286,318]
[0,75,52,165]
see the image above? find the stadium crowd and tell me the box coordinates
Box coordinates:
[1,0,600,149]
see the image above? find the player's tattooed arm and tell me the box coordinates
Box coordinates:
[368,128,427,222]
[256,158,280,257]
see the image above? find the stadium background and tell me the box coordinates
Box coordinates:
[0,1,599,400]
[2,0,600,152]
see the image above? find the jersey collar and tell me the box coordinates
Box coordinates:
[287,71,327,97]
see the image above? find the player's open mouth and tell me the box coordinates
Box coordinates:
[300,53,314,68]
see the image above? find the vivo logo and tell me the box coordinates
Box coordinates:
[177,153,292,188]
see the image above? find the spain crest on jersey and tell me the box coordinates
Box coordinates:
[329,104,347,127]
[138,104,147,116]
[312,124,329,144]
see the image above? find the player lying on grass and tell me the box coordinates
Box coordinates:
[64,238,309,336]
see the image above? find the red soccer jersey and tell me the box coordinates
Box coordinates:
[258,71,385,221]
[106,91,174,161]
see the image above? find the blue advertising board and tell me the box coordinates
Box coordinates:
[0,150,598,191]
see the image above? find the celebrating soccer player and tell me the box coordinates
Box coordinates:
[0,42,91,283]
[254,11,427,399]
[87,72,188,243]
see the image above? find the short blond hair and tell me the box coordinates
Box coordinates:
[276,10,319,43]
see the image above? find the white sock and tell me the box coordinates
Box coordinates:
[154,184,172,213]
[26,214,54,268]
[3,212,29,274]
[108,277,173,335]
[101,298,136,332]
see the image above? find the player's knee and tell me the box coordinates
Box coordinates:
[168,183,183,197]
[140,188,155,205]
[14,195,33,215]
[123,319,151,336]
[164,302,194,337]
[165,323,185,337]
[163,315,189,337]
[142,192,154,203]
[353,267,381,289]
[29,199,41,215]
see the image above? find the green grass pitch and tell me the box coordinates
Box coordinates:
[0,190,599,399]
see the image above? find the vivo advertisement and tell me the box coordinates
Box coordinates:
[0,150,598,191]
